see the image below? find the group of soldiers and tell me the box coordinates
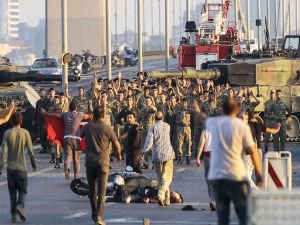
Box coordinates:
[33,72,292,167]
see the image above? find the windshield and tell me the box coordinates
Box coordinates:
[250,39,255,44]
[284,37,300,50]
[241,40,247,45]
[32,59,58,68]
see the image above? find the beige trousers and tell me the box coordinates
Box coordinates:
[154,160,174,205]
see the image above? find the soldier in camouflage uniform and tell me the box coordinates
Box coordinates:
[175,98,192,165]
[165,94,178,155]
[33,88,49,153]
[264,90,276,153]
[46,96,64,168]
[201,92,217,117]
[151,86,160,105]
[242,91,260,114]
[191,99,206,157]
[71,87,88,112]
[270,90,292,152]
[139,96,157,168]
[156,93,168,118]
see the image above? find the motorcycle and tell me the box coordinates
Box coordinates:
[82,50,95,74]
[68,54,83,80]
[112,51,124,67]
[124,49,138,66]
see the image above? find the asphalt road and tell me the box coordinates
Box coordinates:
[0,143,299,225]
[34,58,178,96]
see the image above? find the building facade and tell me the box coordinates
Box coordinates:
[46,0,106,57]
[0,0,20,40]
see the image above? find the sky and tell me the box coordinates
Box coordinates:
[19,0,299,38]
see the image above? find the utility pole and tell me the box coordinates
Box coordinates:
[165,0,170,72]
[125,0,128,45]
[106,0,112,80]
[138,0,143,72]
[61,0,68,93]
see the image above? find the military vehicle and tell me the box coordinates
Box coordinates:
[146,35,300,140]
[0,64,78,142]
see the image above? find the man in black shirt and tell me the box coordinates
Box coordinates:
[121,112,142,174]
[81,106,121,225]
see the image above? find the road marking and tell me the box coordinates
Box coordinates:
[176,168,186,173]
[0,165,56,186]
[64,211,88,219]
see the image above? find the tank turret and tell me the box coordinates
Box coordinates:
[145,35,300,139]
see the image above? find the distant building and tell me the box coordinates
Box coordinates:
[0,0,20,40]
[46,0,106,57]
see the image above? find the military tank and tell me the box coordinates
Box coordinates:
[146,35,300,140]
[0,66,77,142]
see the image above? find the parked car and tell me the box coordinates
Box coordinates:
[241,39,259,54]
[30,58,62,75]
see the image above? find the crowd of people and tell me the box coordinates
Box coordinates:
[0,70,293,225]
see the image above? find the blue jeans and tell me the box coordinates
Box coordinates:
[211,179,249,225]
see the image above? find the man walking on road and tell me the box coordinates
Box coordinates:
[81,106,122,225]
[0,112,36,223]
[42,102,91,180]
[142,111,175,206]
[206,99,263,225]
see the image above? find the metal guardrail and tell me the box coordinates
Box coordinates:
[143,51,166,56]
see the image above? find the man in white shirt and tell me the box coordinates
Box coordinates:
[142,111,175,206]
[206,99,263,225]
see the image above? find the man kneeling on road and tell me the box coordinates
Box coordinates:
[0,112,36,223]
[142,111,175,206]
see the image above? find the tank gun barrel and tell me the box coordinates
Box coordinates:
[145,67,221,80]
[0,70,78,83]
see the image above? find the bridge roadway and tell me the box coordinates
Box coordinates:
[0,143,299,225]
[34,58,178,96]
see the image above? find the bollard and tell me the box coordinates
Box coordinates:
[143,218,150,225]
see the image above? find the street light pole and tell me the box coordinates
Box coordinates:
[275,0,278,51]
[282,0,285,37]
[186,0,190,21]
[257,0,261,51]
[114,0,118,46]
[61,0,68,93]
[138,0,143,72]
[125,0,128,45]
[165,0,170,72]
[159,0,162,50]
[106,0,112,80]
[45,0,48,58]
[247,0,250,48]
